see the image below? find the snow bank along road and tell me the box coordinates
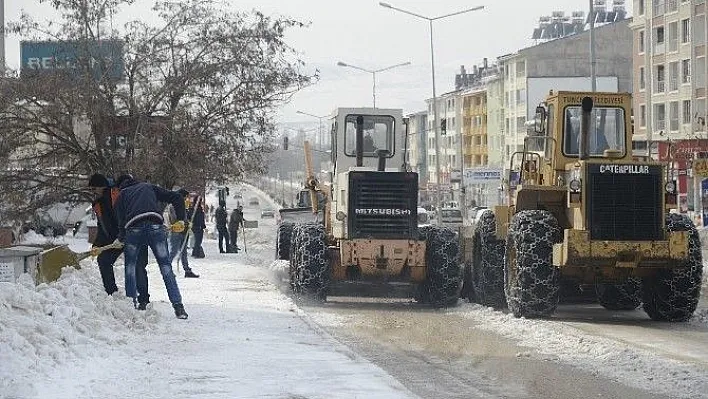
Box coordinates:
[250,184,708,399]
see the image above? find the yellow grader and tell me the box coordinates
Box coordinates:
[277,108,462,307]
[462,91,703,321]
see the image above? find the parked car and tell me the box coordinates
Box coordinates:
[260,208,275,218]
[439,208,463,228]
[249,197,260,206]
[417,207,431,227]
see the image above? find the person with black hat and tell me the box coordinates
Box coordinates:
[114,174,189,319]
[168,188,199,278]
[87,173,151,309]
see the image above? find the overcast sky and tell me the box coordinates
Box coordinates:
[4,0,633,124]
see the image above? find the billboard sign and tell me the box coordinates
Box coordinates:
[20,40,124,81]
[464,168,503,185]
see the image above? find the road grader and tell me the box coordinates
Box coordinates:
[463,91,703,321]
[276,107,462,307]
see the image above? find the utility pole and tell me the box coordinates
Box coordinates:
[589,0,597,92]
[0,0,5,74]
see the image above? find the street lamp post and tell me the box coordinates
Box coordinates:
[380,2,484,223]
[337,61,411,108]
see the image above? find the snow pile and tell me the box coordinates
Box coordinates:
[454,304,708,398]
[0,263,160,397]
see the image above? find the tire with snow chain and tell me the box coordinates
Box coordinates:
[275,222,294,260]
[596,278,642,310]
[504,210,562,318]
[469,211,506,308]
[418,226,462,308]
[288,224,303,291]
[294,223,329,301]
[641,214,703,322]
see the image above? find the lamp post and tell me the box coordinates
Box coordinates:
[380,2,484,223]
[336,61,411,108]
[296,110,329,151]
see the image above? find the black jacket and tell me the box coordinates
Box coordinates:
[92,187,120,246]
[228,209,244,230]
[187,198,206,230]
[215,206,228,228]
[115,178,185,240]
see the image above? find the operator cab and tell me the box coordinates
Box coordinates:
[561,104,627,158]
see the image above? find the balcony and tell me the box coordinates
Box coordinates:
[466,144,488,156]
[653,43,665,55]
[655,80,666,93]
[670,79,678,91]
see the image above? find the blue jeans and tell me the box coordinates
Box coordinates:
[169,232,191,272]
[124,223,182,305]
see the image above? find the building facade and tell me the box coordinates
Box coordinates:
[632,0,708,215]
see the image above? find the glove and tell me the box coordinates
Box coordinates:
[90,246,101,257]
[171,220,186,233]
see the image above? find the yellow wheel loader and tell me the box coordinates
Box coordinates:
[463,91,702,321]
[280,108,462,307]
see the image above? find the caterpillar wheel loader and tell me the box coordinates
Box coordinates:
[463,91,703,321]
[277,108,462,307]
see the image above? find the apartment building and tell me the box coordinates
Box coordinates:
[405,110,428,187]
[632,0,708,213]
[461,88,488,169]
[424,91,461,191]
[498,19,632,163]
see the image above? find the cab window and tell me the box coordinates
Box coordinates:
[563,106,626,157]
[344,115,395,157]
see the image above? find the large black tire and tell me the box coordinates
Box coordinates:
[418,226,462,308]
[641,214,703,322]
[293,223,329,301]
[504,210,562,318]
[288,224,302,291]
[275,222,293,260]
[470,211,506,308]
[596,278,642,310]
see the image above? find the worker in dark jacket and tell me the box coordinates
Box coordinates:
[188,196,206,258]
[88,173,150,309]
[115,174,189,319]
[228,205,244,253]
[214,203,229,253]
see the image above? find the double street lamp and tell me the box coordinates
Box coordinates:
[337,60,411,108]
[380,2,484,222]
[296,110,329,151]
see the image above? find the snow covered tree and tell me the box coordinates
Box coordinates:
[0,0,315,223]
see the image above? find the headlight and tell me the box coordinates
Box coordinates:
[569,179,581,192]
[336,211,346,221]
[665,181,676,194]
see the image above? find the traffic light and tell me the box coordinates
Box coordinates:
[440,119,447,135]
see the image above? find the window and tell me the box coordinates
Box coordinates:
[516,89,526,105]
[696,99,707,131]
[682,59,691,84]
[669,21,678,52]
[344,114,395,157]
[639,0,644,15]
[563,106,626,157]
[640,104,647,127]
[654,103,666,132]
[654,26,665,54]
[656,64,666,92]
[515,61,525,77]
[697,57,707,89]
[682,19,691,43]
[683,100,692,124]
[668,0,678,13]
[696,17,706,45]
[516,116,526,131]
[639,30,645,53]
[653,0,665,16]
[670,101,679,131]
[669,61,679,91]
[640,67,646,90]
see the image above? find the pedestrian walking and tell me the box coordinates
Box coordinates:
[168,189,200,278]
[114,174,189,319]
[87,173,150,309]
[214,203,230,253]
[189,195,206,258]
[228,205,245,253]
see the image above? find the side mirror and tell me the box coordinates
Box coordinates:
[534,105,546,134]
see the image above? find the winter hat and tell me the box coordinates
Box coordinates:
[116,174,135,187]
[88,173,110,188]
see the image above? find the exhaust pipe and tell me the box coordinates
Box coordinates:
[377,149,391,171]
[355,115,364,167]
[579,96,593,160]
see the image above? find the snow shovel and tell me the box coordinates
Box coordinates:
[175,195,202,272]
[38,241,124,283]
